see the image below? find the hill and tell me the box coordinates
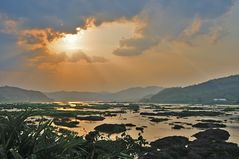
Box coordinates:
[46,86,163,102]
[45,91,110,102]
[110,86,163,102]
[149,75,239,104]
[0,86,51,103]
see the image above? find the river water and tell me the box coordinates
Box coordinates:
[59,103,239,144]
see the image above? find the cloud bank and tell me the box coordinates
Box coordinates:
[113,0,235,56]
[0,0,235,58]
[17,28,108,70]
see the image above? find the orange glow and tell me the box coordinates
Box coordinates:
[48,31,85,56]
[46,21,136,57]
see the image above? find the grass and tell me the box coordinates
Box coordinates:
[0,111,88,159]
[0,102,127,119]
[0,111,144,159]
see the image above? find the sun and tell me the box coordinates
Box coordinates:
[48,31,85,56]
[61,34,80,51]
[46,22,136,57]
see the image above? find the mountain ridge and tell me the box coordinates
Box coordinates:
[149,75,239,104]
[46,86,164,102]
[0,86,51,103]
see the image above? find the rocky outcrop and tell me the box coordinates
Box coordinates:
[141,129,239,159]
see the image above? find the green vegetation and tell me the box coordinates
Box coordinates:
[0,104,239,159]
[0,112,147,159]
[127,104,140,112]
[0,112,88,159]
[76,116,105,121]
[75,104,113,110]
[0,103,126,119]
[150,75,239,104]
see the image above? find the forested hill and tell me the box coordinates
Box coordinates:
[0,86,51,103]
[149,75,239,104]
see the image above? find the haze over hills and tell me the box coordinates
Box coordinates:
[46,86,164,102]
[0,86,163,103]
[149,75,239,104]
[0,86,51,103]
[1,74,239,104]
[45,91,111,102]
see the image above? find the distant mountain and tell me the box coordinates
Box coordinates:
[0,86,51,103]
[149,75,239,104]
[46,86,164,102]
[45,91,111,102]
[110,86,164,102]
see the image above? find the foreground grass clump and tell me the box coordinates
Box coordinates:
[0,112,143,159]
[0,112,89,159]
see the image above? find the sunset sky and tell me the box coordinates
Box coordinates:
[0,0,239,92]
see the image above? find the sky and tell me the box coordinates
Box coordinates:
[0,0,239,92]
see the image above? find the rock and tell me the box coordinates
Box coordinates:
[150,117,169,123]
[193,129,230,141]
[198,119,223,123]
[139,152,158,159]
[94,124,126,134]
[53,118,79,128]
[151,136,189,149]
[190,141,239,159]
[189,130,239,159]
[76,116,105,121]
[136,127,144,132]
[125,123,136,127]
[85,131,100,142]
[140,112,158,116]
[192,122,226,129]
[149,129,239,159]
[141,111,223,117]
[172,125,185,130]
[104,113,117,117]
[172,121,192,126]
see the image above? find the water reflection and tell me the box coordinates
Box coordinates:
[58,103,239,143]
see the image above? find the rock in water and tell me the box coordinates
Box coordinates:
[94,124,126,134]
[193,129,230,141]
[151,136,189,149]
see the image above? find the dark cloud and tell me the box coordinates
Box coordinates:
[159,0,235,19]
[17,28,63,50]
[0,0,148,33]
[113,0,235,56]
[113,37,159,56]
